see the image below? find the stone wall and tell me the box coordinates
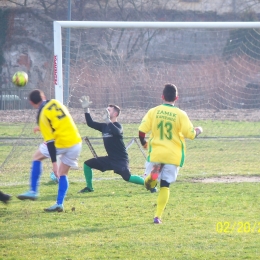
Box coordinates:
[1,4,260,110]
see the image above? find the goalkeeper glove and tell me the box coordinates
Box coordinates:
[103,108,111,124]
[195,126,203,137]
[79,96,92,113]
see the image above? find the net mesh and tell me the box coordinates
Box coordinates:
[1,26,260,185]
[64,27,260,110]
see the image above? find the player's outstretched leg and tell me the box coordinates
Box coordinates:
[44,175,68,212]
[128,175,144,185]
[78,163,94,193]
[17,160,42,201]
[129,174,158,192]
[119,167,144,186]
[0,191,11,204]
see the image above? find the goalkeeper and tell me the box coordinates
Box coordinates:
[78,96,145,193]
[138,83,203,224]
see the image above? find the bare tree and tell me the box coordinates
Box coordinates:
[237,0,260,13]
[3,0,29,7]
[4,0,67,18]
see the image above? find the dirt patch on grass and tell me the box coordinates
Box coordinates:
[192,176,260,183]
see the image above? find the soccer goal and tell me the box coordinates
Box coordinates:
[51,21,260,179]
[2,21,260,187]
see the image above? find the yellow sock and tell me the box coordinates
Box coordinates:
[155,187,170,219]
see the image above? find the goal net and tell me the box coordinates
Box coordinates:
[1,21,260,186]
[54,21,260,110]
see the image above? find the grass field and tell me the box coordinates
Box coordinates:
[1,120,260,259]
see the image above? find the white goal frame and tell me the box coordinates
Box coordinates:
[53,21,260,104]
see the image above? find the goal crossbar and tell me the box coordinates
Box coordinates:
[55,21,260,29]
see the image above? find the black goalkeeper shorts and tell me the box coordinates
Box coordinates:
[84,156,131,181]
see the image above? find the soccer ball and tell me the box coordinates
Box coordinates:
[12,71,28,87]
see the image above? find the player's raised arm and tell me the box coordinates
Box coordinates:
[79,96,103,132]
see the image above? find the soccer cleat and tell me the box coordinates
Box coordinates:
[144,177,157,191]
[0,192,11,204]
[50,172,59,184]
[154,217,162,224]
[17,191,38,201]
[144,164,162,191]
[150,187,158,193]
[78,187,94,193]
[44,203,64,212]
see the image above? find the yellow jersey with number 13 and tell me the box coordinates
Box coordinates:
[139,104,196,167]
[39,99,81,148]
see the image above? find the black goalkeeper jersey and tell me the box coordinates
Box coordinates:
[85,113,129,162]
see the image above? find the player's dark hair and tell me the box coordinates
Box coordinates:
[163,83,178,102]
[29,89,44,104]
[108,104,121,116]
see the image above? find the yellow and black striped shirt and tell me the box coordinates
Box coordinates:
[39,99,81,148]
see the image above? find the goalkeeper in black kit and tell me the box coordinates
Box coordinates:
[78,96,147,193]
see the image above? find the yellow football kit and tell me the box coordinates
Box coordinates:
[39,99,81,148]
[139,104,196,167]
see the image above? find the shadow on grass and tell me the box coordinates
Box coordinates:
[11,191,142,203]
[0,226,106,240]
[0,220,147,240]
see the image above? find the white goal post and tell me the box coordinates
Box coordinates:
[53,21,260,104]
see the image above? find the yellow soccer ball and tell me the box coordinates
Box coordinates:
[12,71,28,87]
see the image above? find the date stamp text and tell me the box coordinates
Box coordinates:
[216,221,260,233]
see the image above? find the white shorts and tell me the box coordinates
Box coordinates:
[39,142,82,168]
[143,162,179,184]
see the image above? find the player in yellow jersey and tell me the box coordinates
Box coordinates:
[17,89,82,212]
[138,83,203,224]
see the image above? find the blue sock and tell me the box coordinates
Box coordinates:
[57,175,69,205]
[30,161,42,192]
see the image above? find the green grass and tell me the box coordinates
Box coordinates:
[1,120,260,181]
[1,181,260,259]
[1,120,260,259]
